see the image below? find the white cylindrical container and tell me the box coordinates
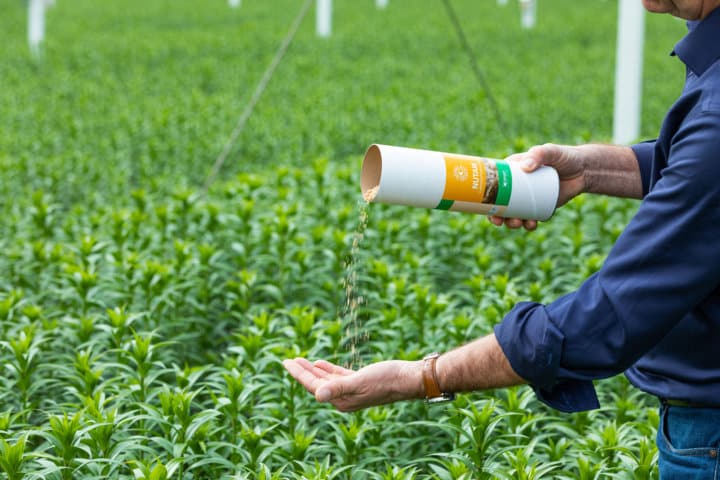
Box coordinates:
[361,144,559,221]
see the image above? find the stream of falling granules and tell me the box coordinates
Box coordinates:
[340,187,379,369]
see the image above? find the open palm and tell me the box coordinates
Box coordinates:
[283,358,422,412]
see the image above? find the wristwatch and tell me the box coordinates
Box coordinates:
[422,352,455,403]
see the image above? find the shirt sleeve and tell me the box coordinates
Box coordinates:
[631,139,656,197]
[495,112,720,412]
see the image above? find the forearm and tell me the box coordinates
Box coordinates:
[577,144,643,199]
[433,334,526,394]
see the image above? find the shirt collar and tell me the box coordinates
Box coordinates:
[672,7,720,76]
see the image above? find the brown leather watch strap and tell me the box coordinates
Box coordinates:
[422,352,443,399]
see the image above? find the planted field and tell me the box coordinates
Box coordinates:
[0,0,686,478]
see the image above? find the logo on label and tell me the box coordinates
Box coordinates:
[453,165,468,182]
[441,155,513,210]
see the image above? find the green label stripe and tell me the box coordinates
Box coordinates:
[494,162,512,206]
[435,199,454,210]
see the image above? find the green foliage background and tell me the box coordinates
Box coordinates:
[0,0,687,478]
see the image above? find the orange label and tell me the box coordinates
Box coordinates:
[442,155,487,203]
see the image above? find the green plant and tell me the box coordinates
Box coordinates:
[0,0,682,476]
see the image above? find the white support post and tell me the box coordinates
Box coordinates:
[316,0,331,38]
[228,0,240,7]
[376,0,388,8]
[613,0,645,145]
[28,0,46,57]
[519,0,536,29]
[497,0,508,5]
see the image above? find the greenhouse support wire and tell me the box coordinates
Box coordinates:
[203,0,313,193]
[440,0,513,145]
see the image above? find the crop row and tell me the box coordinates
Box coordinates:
[0,157,657,478]
[0,0,686,477]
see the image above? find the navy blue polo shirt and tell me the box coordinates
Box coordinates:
[495,8,720,413]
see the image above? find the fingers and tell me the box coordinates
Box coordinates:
[284,359,405,412]
[488,215,504,227]
[283,357,354,402]
[295,357,323,373]
[314,359,353,376]
[487,216,537,231]
[522,219,538,231]
[282,358,327,394]
[283,358,358,407]
[503,218,524,229]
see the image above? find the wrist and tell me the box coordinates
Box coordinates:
[401,360,426,400]
[577,144,642,199]
[572,145,593,195]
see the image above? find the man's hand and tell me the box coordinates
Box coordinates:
[282,358,424,412]
[284,335,525,412]
[489,142,643,230]
[489,143,587,231]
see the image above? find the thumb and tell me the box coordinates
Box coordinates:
[520,147,546,172]
[316,379,348,403]
[522,143,559,172]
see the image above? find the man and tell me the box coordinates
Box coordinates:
[284,1,720,477]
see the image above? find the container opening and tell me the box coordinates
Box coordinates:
[361,144,382,200]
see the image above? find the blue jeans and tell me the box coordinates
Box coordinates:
[657,404,720,479]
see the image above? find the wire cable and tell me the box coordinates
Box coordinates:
[202,0,313,192]
[440,0,513,145]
